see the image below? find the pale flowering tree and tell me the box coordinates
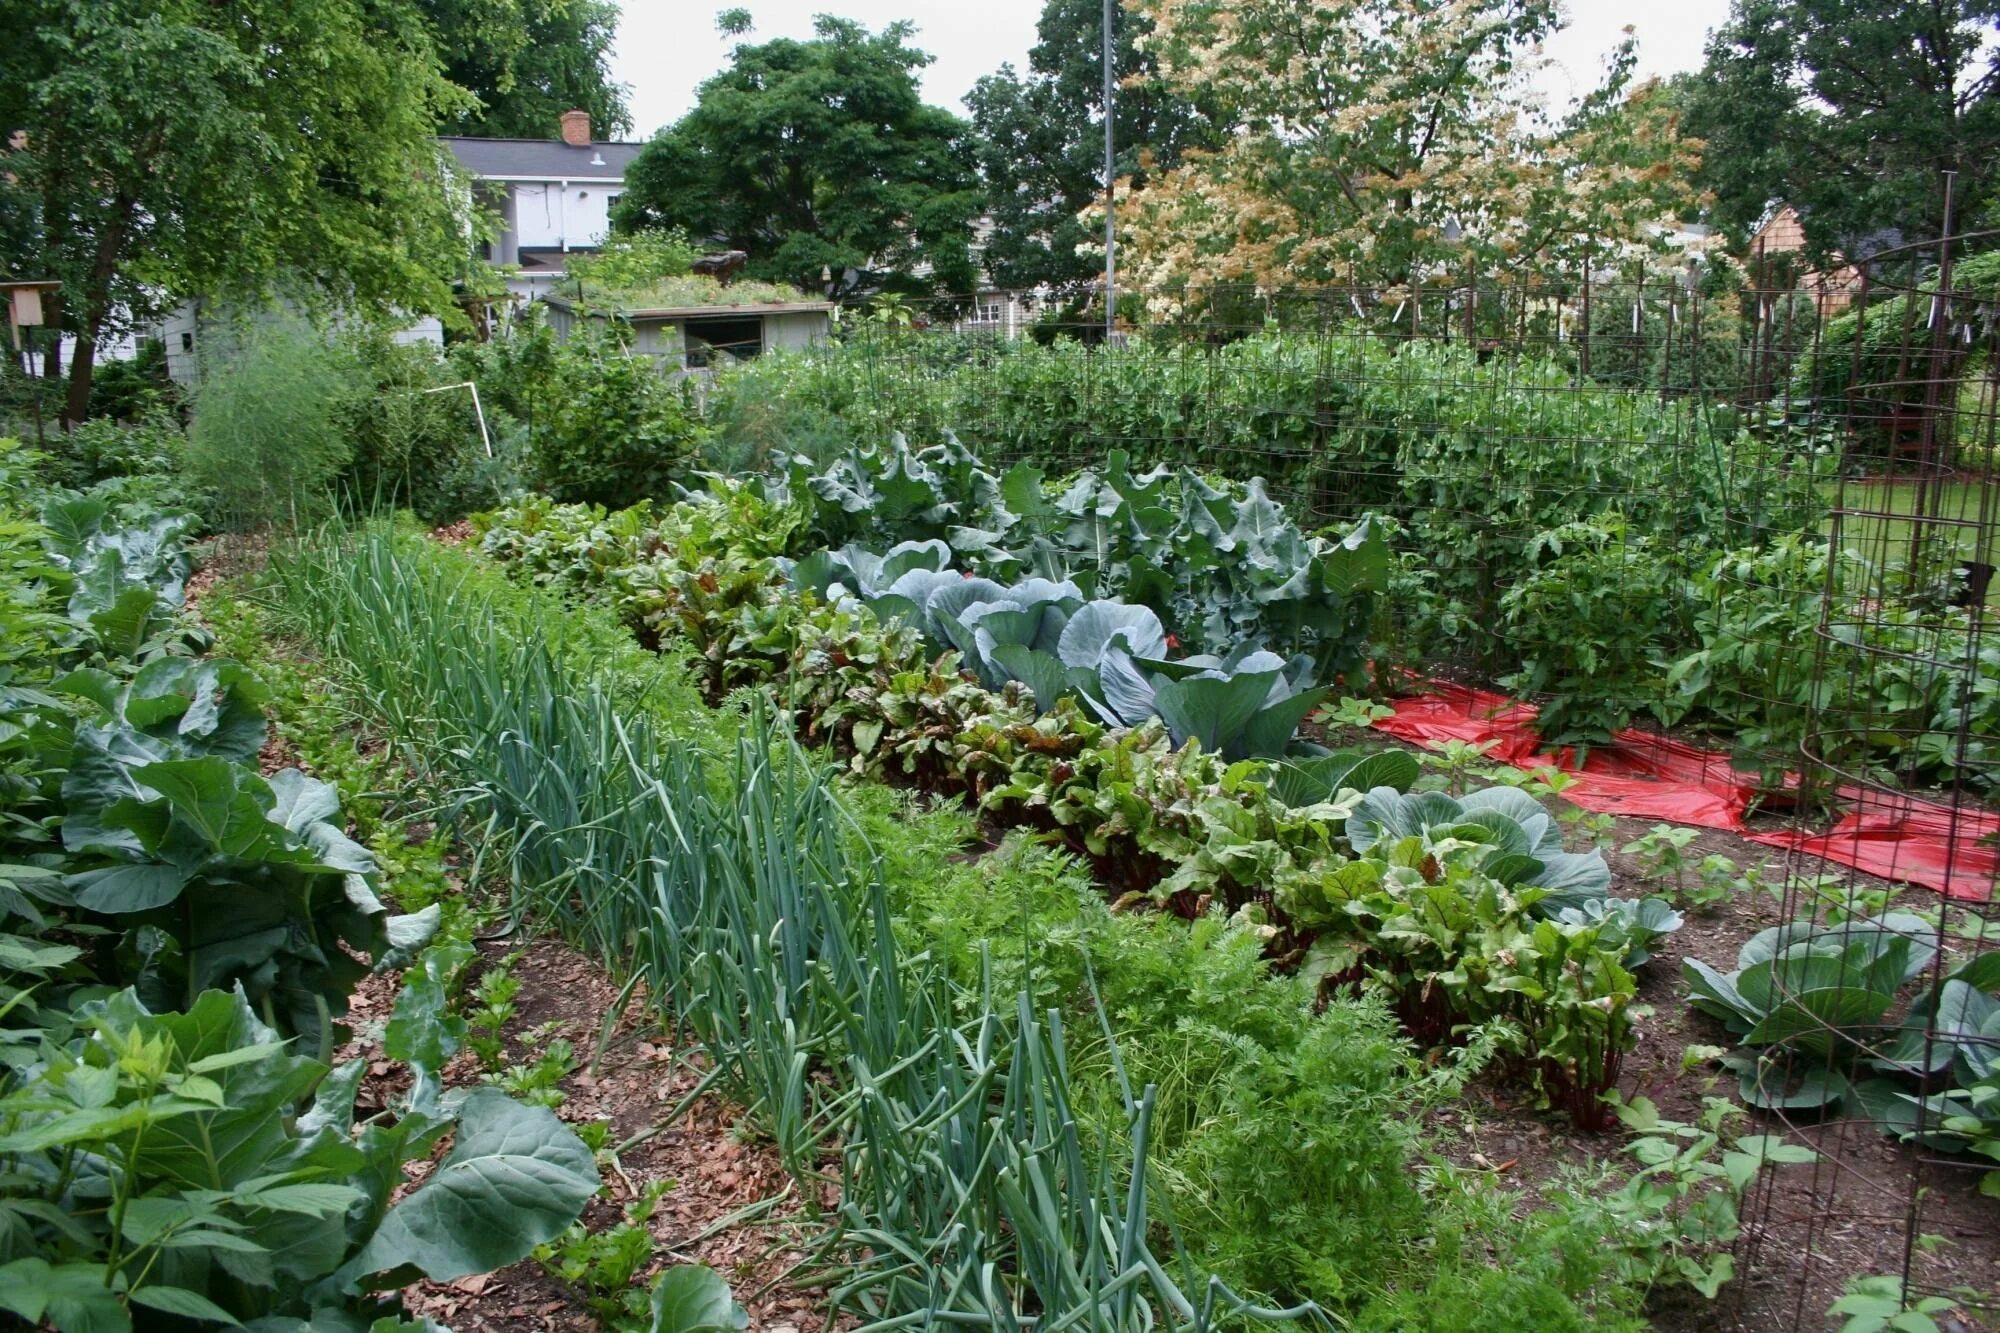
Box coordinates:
[1107,0,1709,314]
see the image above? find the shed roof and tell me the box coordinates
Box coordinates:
[544,296,834,319]
[440,137,643,181]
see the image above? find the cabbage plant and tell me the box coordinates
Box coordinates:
[1345,785,1613,909]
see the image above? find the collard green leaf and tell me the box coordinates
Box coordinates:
[68,862,189,914]
[352,1089,598,1285]
[649,1265,748,1333]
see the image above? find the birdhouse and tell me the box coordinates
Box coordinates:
[1,280,59,349]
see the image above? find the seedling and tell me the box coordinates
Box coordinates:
[1621,824,1699,899]
[1676,853,1764,914]
[537,1180,676,1330]
[1327,695,1395,730]
[1419,738,1499,796]
[465,952,525,1070]
[1826,1274,1961,1333]
[1781,873,1904,926]
[484,1036,577,1108]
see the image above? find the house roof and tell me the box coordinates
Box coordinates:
[440,137,644,181]
[544,295,834,319]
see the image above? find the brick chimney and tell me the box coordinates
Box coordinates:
[559,109,591,147]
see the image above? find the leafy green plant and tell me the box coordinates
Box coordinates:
[1498,518,1697,752]
[1684,913,1939,1109]
[0,987,598,1330]
[1345,785,1614,910]
[1605,1095,1818,1298]
[537,1180,677,1330]
[1826,1275,1966,1333]
[1416,738,1499,797]
[1621,824,1697,887]
[648,1265,749,1333]
[465,953,524,1071]
[485,1036,576,1109]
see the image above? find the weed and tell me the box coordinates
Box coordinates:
[537,1181,676,1330]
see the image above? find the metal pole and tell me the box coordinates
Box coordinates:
[1103,0,1117,339]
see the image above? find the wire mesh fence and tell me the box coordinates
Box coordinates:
[701,235,2000,1326]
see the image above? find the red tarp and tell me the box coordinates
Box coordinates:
[1372,681,1999,902]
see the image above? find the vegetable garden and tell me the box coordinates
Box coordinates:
[5,246,2000,1331]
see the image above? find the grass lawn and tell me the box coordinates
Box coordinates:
[1827,476,1999,569]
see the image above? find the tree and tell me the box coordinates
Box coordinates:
[1677,0,2000,258]
[966,0,1221,300]
[0,0,473,423]
[1116,0,1706,309]
[611,15,984,300]
[420,0,632,140]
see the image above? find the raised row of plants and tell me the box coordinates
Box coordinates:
[476,447,2000,1198]
[265,520,1346,1327]
[265,514,1840,1327]
[707,335,1998,799]
[471,464,1675,1132]
[0,443,606,1331]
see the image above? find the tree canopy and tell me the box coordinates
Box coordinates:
[610,15,984,300]
[420,0,632,140]
[1116,0,1705,308]
[1676,0,2000,258]
[1,0,474,422]
[966,0,1221,302]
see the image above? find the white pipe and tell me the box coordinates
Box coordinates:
[420,380,493,457]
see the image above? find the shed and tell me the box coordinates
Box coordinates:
[541,296,832,370]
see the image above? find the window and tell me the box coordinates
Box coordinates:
[682,315,765,368]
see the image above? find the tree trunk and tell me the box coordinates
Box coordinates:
[61,192,136,427]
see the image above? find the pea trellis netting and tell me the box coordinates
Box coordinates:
[706,233,2000,1319]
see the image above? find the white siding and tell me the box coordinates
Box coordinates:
[509,181,616,252]
[764,311,829,352]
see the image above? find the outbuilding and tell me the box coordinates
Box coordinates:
[540,295,833,370]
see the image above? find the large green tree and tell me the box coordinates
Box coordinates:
[1678,0,2000,256]
[421,0,632,139]
[966,0,1221,300]
[610,15,984,299]
[1,0,473,423]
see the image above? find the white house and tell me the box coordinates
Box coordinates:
[150,112,641,383]
[441,110,646,303]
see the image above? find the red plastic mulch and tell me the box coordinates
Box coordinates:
[1372,681,1999,903]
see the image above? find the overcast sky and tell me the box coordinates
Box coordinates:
[607,1,1734,140]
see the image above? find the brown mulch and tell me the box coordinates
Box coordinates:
[395,938,848,1332]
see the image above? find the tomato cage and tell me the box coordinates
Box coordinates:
[1720,228,2000,1331]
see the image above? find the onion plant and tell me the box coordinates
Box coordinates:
[265,523,1321,1330]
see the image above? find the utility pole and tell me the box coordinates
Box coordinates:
[1103,0,1117,339]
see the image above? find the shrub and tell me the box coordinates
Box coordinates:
[185,316,367,529]
[84,336,180,422]
[456,315,706,508]
[338,325,511,521]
